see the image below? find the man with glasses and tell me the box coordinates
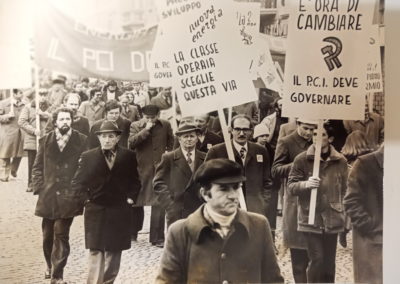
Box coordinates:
[205,114,273,217]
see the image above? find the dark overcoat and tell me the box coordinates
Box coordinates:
[87,117,131,149]
[156,206,284,284]
[271,130,311,249]
[153,148,206,222]
[344,148,383,284]
[205,141,273,216]
[71,147,141,251]
[129,118,174,206]
[32,130,87,219]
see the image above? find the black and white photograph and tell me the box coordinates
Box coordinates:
[0,0,397,283]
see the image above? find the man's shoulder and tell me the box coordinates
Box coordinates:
[91,118,105,129]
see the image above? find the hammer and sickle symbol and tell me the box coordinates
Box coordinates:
[321,37,343,71]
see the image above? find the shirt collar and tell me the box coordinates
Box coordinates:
[232,140,248,153]
[181,147,195,158]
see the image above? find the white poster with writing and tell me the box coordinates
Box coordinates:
[366,24,383,93]
[282,0,374,120]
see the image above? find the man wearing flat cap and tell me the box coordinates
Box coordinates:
[153,124,206,228]
[72,120,141,283]
[156,158,284,284]
[129,104,174,246]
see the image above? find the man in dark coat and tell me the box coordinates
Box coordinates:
[193,113,223,153]
[271,118,317,283]
[344,145,383,284]
[71,121,141,284]
[129,104,174,246]
[101,80,122,102]
[153,124,206,228]
[156,159,284,283]
[32,107,87,284]
[205,114,273,217]
[87,99,131,149]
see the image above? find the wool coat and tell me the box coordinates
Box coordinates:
[0,98,25,158]
[153,148,206,223]
[156,206,284,284]
[271,130,311,249]
[32,129,87,219]
[78,100,105,127]
[71,146,141,251]
[129,118,174,205]
[344,147,383,284]
[205,141,273,216]
[120,104,141,122]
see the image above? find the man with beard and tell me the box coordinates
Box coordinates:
[271,118,317,283]
[31,107,87,283]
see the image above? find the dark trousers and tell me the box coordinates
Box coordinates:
[304,232,338,283]
[42,218,74,279]
[290,248,309,283]
[149,205,165,244]
[27,150,37,187]
[131,206,144,237]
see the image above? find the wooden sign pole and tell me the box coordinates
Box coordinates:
[218,109,247,211]
[34,64,41,149]
[308,119,324,225]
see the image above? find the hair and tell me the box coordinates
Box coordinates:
[52,107,74,126]
[105,99,121,113]
[12,89,20,95]
[341,130,374,159]
[63,92,81,105]
[322,122,335,138]
[273,98,282,109]
[81,77,89,83]
[107,80,117,87]
[230,114,253,129]
[89,88,102,100]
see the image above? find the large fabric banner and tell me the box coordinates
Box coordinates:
[34,4,157,81]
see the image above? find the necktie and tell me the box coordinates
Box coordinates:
[104,150,113,162]
[187,151,194,171]
[240,147,246,160]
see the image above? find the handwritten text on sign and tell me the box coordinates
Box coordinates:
[282,0,374,120]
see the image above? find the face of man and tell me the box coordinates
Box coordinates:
[313,128,333,150]
[120,96,129,108]
[106,107,120,122]
[108,85,116,93]
[297,123,316,141]
[65,95,80,116]
[38,90,49,103]
[92,91,102,103]
[143,114,159,124]
[55,112,72,134]
[178,131,198,151]
[98,132,120,150]
[194,115,209,132]
[203,182,242,216]
[231,117,252,145]
[275,100,283,116]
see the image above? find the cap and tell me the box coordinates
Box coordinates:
[95,121,122,135]
[142,104,160,116]
[194,158,246,185]
[253,124,270,139]
[297,117,318,125]
[175,124,201,136]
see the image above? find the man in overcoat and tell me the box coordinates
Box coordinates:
[71,121,141,284]
[205,114,273,217]
[31,107,87,284]
[129,104,174,246]
[153,124,206,228]
[156,159,284,284]
[271,118,317,283]
[193,113,223,153]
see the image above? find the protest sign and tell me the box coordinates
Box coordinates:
[366,25,383,93]
[0,0,32,89]
[282,0,374,120]
[34,3,156,81]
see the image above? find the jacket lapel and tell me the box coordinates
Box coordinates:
[174,148,192,178]
[244,143,254,167]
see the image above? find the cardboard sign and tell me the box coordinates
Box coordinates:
[282,0,374,120]
[366,25,383,93]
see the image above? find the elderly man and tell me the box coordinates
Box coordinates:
[206,114,273,218]
[272,118,317,283]
[129,104,174,247]
[88,99,131,149]
[72,121,141,284]
[32,107,87,284]
[119,94,141,122]
[156,158,284,284]
[153,124,206,228]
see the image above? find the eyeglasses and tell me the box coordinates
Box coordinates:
[233,127,252,133]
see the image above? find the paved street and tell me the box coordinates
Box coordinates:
[0,158,354,283]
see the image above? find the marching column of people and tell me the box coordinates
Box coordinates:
[0,79,385,284]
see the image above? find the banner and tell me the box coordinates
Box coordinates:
[366,25,383,93]
[282,0,374,120]
[34,3,157,81]
[0,0,32,89]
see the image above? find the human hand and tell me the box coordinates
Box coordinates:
[305,176,320,189]
[145,121,154,130]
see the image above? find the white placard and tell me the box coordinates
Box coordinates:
[366,24,383,93]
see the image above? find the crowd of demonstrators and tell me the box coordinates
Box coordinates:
[0,74,386,284]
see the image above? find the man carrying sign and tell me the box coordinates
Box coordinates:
[287,122,348,283]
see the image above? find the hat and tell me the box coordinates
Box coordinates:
[95,121,122,135]
[142,104,160,116]
[253,124,270,139]
[52,78,65,85]
[297,117,318,125]
[175,124,201,136]
[194,159,246,185]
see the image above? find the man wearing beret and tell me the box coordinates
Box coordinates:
[156,158,284,283]
[153,124,206,228]
[129,104,174,246]
[71,121,141,283]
